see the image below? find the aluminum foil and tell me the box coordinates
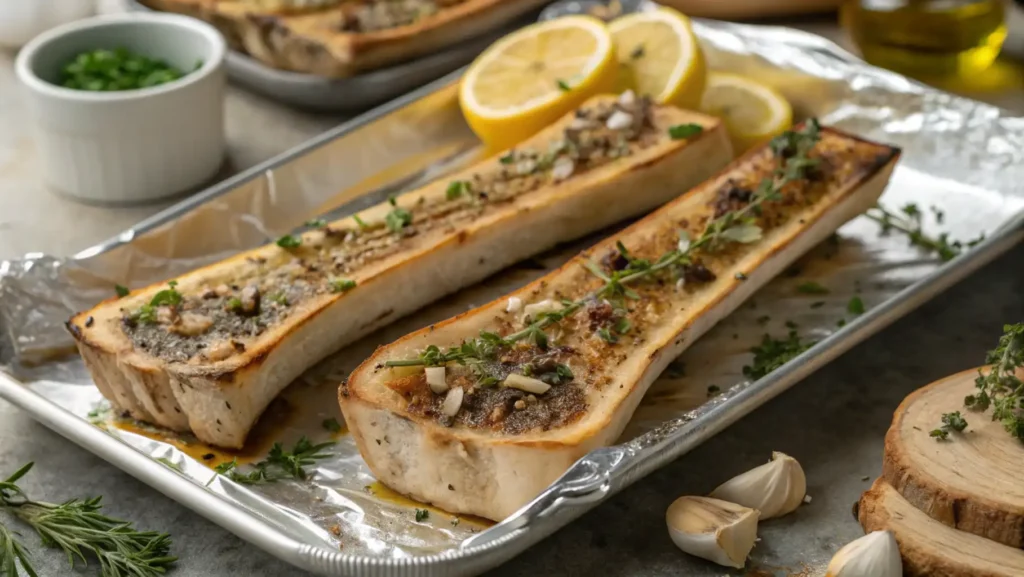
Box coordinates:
[3,6,1024,576]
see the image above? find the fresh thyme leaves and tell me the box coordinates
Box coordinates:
[385,120,825,371]
[668,123,703,140]
[499,151,516,165]
[930,411,969,441]
[385,196,413,233]
[446,180,468,200]
[352,214,369,230]
[415,509,429,522]
[847,296,865,315]
[322,418,342,433]
[276,234,302,249]
[149,280,181,308]
[963,323,1024,441]
[556,79,571,92]
[226,297,242,311]
[212,437,335,485]
[329,278,357,293]
[115,284,130,298]
[0,462,176,577]
[865,202,984,261]
[796,281,829,295]
[743,330,816,380]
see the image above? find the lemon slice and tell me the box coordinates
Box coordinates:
[459,16,618,150]
[608,7,706,109]
[699,72,793,153]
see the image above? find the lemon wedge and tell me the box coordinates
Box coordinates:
[699,72,793,153]
[608,7,706,109]
[459,16,618,150]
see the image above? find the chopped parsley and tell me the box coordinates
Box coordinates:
[276,234,302,249]
[796,281,829,295]
[931,411,969,441]
[385,196,412,233]
[742,330,816,380]
[329,279,357,293]
[847,295,865,315]
[668,123,703,140]
[115,284,130,298]
[446,180,468,201]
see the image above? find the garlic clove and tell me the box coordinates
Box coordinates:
[666,496,759,569]
[606,110,634,131]
[502,373,551,395]
[505,296,523,313]
[441,387,464,417]
[826,530,902,577]
[425,366,448,394]
[709,451,806,520]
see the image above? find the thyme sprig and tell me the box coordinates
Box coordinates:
[211,437,334,485]
[0,463,176,577]
[963,323,1024,440]
[865,202,984,261]
[385,120,824,369]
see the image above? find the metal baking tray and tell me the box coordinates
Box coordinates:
[3,13,1024,577]
[127,0,538,112]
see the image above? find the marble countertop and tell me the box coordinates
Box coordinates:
[1,7,1023,577]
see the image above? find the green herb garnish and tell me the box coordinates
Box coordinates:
[668,124,703,140]
[322,418,342,433]
[276,235,302,249]
[963,323,1024,441]
[847,295,865,315]
[415,509,429,522]
[446,181,468,201]
[352,214,368,230]
[930,412,969,440]
[743,330,816,380]
[212,437,334,485]
[796,281,829,295]
[499,151,516,165]
[60,47,189,92]
[0,462,176,577]
[385,196,412,233]
[329,279,357,293]
[386,120,825,370]
[865,202,983,261]
[556,79,571,92]
[115,284,130,298]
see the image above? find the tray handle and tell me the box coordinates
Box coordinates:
[460,446,631,550]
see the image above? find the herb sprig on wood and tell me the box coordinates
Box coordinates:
[385,120,824,370]
[0,462,175,577]
[962,323,1024,440]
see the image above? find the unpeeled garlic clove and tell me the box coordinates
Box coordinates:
[709,451,806,520]
[666,496,759,569]
[826,530,902,577]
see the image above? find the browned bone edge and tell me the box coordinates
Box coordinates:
[881,367,1024,547]
[66,96,732,449]
[340,126,900,521]
[138,0,552,77]
[859,479,1024,577]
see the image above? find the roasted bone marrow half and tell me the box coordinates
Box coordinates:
[341,122,900,521]
[67,93,732,449]
[138,0,553,77]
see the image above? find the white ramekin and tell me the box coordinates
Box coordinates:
[15,13,227,204]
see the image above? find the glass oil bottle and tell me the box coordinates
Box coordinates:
[841,0,1007,78]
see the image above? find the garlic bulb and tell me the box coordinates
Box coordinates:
[666,496,759,569]
[709,451,806,520]
[826,530,902,577]
[441,387,464,417]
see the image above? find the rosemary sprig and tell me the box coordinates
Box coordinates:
[963,323,1024,440]
[386,120,824,369]
[865,202,984,261]
[211,437,335,485]
[0,463,175,577]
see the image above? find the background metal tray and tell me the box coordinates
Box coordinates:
[2,15,1024,577]
[127,0,539,112]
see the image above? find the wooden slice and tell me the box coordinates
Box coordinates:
[882,367,1024,547]
[859,479,1024,577]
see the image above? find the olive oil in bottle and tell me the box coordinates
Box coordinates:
[841,0,1007,77]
